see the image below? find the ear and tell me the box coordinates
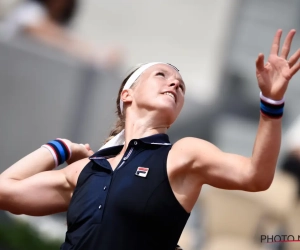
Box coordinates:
[120,89,133,105]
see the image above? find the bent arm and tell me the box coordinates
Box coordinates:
[0,145,89,216]
[0,147,56,181]
[176,114,281,192]
[0,169,71,216]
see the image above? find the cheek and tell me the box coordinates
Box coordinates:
[137,84,158,99]
[178,94,185,107]
[133,87,154,104]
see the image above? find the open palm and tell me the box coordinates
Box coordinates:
[256,29,300,100]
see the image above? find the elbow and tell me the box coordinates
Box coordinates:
[0,181,8,208]
[243,162,275,192]
[0,179,5,200]
[0,180,17,213]
[244,176,274,192]
[0,180,24,215]
[0,193,21,215]
[0,187,7,210]
[247,182,272,192]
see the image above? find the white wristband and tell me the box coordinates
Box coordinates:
[260,92,285,105]
[41,144,58,167]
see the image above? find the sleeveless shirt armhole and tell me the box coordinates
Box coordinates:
[74,160,94,188]
[164,147,190,215]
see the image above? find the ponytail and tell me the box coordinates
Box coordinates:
[104,116,124,144]
[102,65,141,145]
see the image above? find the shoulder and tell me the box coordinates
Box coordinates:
[168,137,222,170]
[63,158,90,188]
[171,137,217,157]
[168,137,207,168]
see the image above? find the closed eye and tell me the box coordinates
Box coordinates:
[156,72,165,77]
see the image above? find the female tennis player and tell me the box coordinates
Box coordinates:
[0,29,299,250]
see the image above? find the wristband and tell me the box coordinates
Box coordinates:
[260,92,284,119]
[259,92,285,105]
[41,139,71,167]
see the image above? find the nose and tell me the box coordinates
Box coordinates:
[169,79,180,89]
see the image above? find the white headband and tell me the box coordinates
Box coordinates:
[120,62,175,113]
[99,62,178,150]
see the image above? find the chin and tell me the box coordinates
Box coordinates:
[156,106,177,123]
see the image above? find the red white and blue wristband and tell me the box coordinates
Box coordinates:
[41,139,72,167]
[260,92,284,119]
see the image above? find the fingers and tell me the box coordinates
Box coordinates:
[85,144,91,151]
[79,143,91,150]
[79,143,93,157]
[289,62,300,77]
[87,150,94,156]
[256,53,265,71]
[280,29,296,59]
[288,49,300,67]
[271,29,282,55]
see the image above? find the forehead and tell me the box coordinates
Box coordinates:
[143,64,182,79]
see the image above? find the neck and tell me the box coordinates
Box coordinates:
[121,112,168,153]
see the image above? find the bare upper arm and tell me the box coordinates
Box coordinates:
[169,137,253,191]
[0,158,89,216]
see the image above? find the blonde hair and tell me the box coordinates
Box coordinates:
[103,65,142,144]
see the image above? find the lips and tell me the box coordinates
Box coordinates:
[162,91,177,103]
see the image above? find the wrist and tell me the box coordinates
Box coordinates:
[260,92,284,119]
[260,92,285,104]
[41,139,72,167]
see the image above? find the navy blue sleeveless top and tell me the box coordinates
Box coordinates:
[61,134,190,250]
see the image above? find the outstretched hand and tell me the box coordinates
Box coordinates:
[256,29,300,100]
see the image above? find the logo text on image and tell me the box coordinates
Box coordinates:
[261,235,300,243]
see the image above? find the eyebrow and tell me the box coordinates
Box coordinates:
[158,68,186,89]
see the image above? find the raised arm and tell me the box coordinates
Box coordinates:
[172,29,300,192]
[0,139,93,216]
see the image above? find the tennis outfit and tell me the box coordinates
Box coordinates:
[61,133,189,250]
